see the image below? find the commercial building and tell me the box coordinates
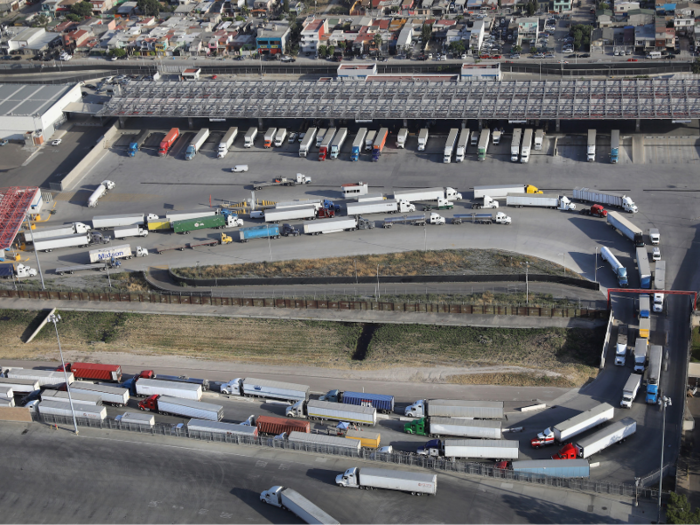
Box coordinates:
[460,63,501,81]
[256,25,290,56]
[337,63,378,79]
[299,18,327,55]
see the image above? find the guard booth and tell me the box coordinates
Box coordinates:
[181,68,201,81]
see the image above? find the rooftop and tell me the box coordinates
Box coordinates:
[0,83,75,117]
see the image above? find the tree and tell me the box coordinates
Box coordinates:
[70,1,92,17]
[598,1,609,8]
[32,14,49,27]
[283,0,289,12]
[666,492,700,524]
[421,23,432,43]
[373,32,382,53]
[109,48,127,58]
[318,44,327,57]
[449,40,466,55]
[512,44,522,53]
[66,13,82,21]
[327,45,335,56]
[137,0,163,16]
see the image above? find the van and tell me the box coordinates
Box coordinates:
[647,51,662,59]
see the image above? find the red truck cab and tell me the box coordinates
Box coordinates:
[590,204,607,217]
[139,395,159,411]
[552,443,579,460]
[319,147,329,161]
[530,427,555,448]
[317,208,335,219]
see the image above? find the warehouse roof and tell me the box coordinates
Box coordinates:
[0,84,75,117]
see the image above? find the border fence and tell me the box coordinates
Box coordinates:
[34,412,662,500]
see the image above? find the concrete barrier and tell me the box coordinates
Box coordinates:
[25,307,55,343]
[0,406,32,422]
[49,124,119,192]
[520,403,547,413]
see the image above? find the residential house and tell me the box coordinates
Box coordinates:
[253,0,275,10]
[614,1,639,13]
[395,23,412,51]
[256,24,290,55]
[597,12,613,26]
[634,22,655,49]
[590,26,613,51]
[0,0,20,13]
[674,14,694,32]
[89,0,113,14]
[63,28,91,48]
[516,17,538,46]
[300,18,327,54]
[40,0,62,15]
[675,1,700,15]
[352,27,375,54]
[116,1,137,16]
[626,8,655,25]
[553,0,572,11]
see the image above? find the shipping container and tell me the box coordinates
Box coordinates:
[6,369,74,387]
[287,431,362,452]
[0,377,39,393]
[41,390,102,405]
[345,429,381,449]
[60,362,122,382]
[305,399,376,426]
[37,400,107,420]
[187,418,258,437]
[117,411,155,427]
[255,415,310,435]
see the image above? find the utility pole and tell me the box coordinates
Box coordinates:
[25,214,45,290]
[49,314,79,435]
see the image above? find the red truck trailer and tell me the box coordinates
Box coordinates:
[57,362,122,382]
[158,128,179,157]
[255,415,310,435]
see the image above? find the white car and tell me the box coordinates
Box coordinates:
[288,132,297,143]
[652,247,661,261]
[231,165,249,172]
[51,139,62,146]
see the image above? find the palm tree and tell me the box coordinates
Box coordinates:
[373,33,382,55]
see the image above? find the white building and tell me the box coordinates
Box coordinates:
[460,63,501,81]
[0,83,81,140]
[337,63,377,79]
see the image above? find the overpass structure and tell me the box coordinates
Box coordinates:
[97,77,700,121]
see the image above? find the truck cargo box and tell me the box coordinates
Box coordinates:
[575,417,636,458]
[428,399,504,419]
[553,403,615,442]
[41,390,102,405]
[68,381,129,406]
[38,400,107,420]
[288,431,362,452]
[307,399,376,426]
[117,411,155,427]
[341,391,395,413]
[0,377,39,393]
[187,418,258,437]
[358,468,437,494]
[510,459,590,478]
[156,396,223,421]
[430,417,502,439]
[242,378,309,403]
[444,439,519,459]
[63,362,122,382]
[345,429,381,449]
[6,369,74,387]
[255,415,310,435]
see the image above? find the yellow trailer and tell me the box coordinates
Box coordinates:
[638,317,650,339]
[345,429,381,449]
[147,220,171,231]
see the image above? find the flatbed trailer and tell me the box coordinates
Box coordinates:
[188,239,219,249]
[155,244,187,254]
[55,261,119,275]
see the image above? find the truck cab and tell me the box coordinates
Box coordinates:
[417,438,442,456]
[495,212,512,225]
[259,486,284,507]
[335,467,360,488]
[552,443,579,460]
[404,417,428,435]
[615,339,627,366]
[530,427,555,448]
[319,389,341,402]
[428,213,446,225]
[138,394,160,411]
[285,400,304,418]
[220,378,243,395]
[404,399,426,417]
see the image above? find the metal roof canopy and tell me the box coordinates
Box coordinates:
[98,78,700,120]
[0,186,39,250]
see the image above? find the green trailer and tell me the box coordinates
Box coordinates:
[173,214,225,234]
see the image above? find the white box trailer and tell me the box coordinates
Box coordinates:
[417,129,429,151]
[112,225,148,239]
[23,222,91,243]
[573,187,637,213]
[444,439,519,459]
[364,130,377,151]
[357,193,385,202]
[346,200,415,216]
[505,194,576,211]
[34,234,91,252]
[6,369,74,387]
[116,411,155,427]
[244,127,258,148]
[443,128,459,163]
[38,400,107,421]
[154,396,223,421]
[299,127,317,157]
[264,206,317,223]
[187,418,259,437]
[0,386,13,397]
[553,403,615,442]
[88,244,133,263]
[287,431,362,452]
[330,128,347,158]
[0,377,39,393]
[429,417,503,439]
[336,467,437,495]
[241,377,310,403]
[41,390,102,405]
[260,486,339,525]
[620,373,642,408]
[288,399,376,426]
[165,210,216,222]
[393,187,462,203]
[92,214,144,229]
[264,127,277,148]
[0,395,15,407]
[136,378,202,400]
[396,128,408,148]
[217,127,238,157]
[274,128,287,147]
[511,128,522,161]
[534,130,545,150]
[68,382,130,406]
[455,129,470,162]
[474,184,529,199]
[404,398,504,419]
[574,417,636,458]
[303,217,357,235]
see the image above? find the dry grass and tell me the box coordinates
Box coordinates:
[173,249,578,280]
[447,372,577,388]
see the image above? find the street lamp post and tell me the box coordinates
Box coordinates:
[526,261,529,305]
[658,395,672,523]
[48,313,79,435]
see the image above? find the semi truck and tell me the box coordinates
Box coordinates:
[520,129,533,163]
[165,210,215,223]
[5,368,74,387]
[654,260,666,312]
[299,128,317,157]
[530,403,615,448]
[238,225,281,242]
[553,418,636,459]
[586,129,596,161]
[138,395,223,421]
[615,324,629,366]
[259,486,339,525]
[264,127,277,148]
[285,399,377,426]
[302,217,373,235]
[87,180,115,208]
[634,337,649,374]
[621,372,642,408]
[364,130,377,151]
[600,246,628,286]
[455,129,470,162]
[443,128,459,163]
[477,128,491,160]
[0,263,37,279]
[635,246,652,289]
[404,417,502,439]
[255,415,310,435]
[253,173,312,191]
[318,127,336,160]
[220,377,310,403]
[127,129,150,157]
[135,378,202,400]
[511,128,522,162]
[492,128,503,145]
[336,467,437,496]
[316,129,328,148]
[607,211,644,247]
[610,130,620,163]
[112,225,148,239]
[418,439,519,460]
[264,205,318,223]
[22,222,91,243]
[68,381,129,406]
[473,184,541,199]
[185,128,210,160]
[351,128,367,161]
[393,187,462,203]
[92,214,144,230]
[534,130,545,150]
[187,419,258,438]
[330,128,347,159]
[57,362,122,382]
[396,128,408,149]
[372,128,389,161]
[382,213,445,228]
[639,317,650,339]
[646,345,663,404]
[287,431,362,452]
[318,389,394,413]
[244,127,258,148]
[173,213,242,234]
[89,244,148,263]
[638,295,650,319]
[505,194,576,211]
[37,400,107,421]
[496,459,590,479]
[417,129,429,151]
[346,200,415,216]
[572,187,638,213]
[33,234,91,252]
[404,399,504,419]
[158,128,179,156]
[274,128,287,147]
[217,127,238,158]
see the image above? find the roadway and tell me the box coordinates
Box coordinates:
[0,422,654,523]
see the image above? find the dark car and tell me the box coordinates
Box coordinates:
[579,53,590,58]
[12,56,21,60]
[665,54,676,59]
[2,55,11,60]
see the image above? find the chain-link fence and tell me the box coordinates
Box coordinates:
[35,412,660,500]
